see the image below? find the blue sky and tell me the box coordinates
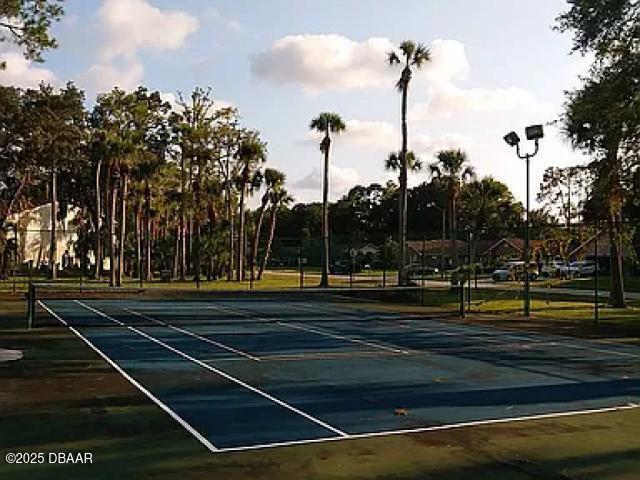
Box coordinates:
[1,0,591,205]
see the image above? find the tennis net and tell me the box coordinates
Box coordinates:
[27,283,441,329]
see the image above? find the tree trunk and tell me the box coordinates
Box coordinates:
[135,202,141,279]
[117,173,127,286]
[194,168,202,283]
[608,217,626,307]
[179,150,187,281]
[451,193,459,268]
[145,182,152,281]
[49,162,58,279]
[94,159,102,279]
[398,80,409,286]
[236,176,247,281]
[320,131,331,288]
[227,168,234,281]
[109,173,117,287]
[172,225,179,278]
[258,206,278,280]
[252,194,268,274]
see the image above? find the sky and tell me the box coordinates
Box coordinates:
[0,0,593,206]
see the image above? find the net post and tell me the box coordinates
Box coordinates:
[27,282,35,329]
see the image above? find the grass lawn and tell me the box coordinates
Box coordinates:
[1,295,640,479]
[546,275,640,293]
[0,270,390,293]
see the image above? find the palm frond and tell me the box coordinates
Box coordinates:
[412,44,431,68]
[387,51,401,66]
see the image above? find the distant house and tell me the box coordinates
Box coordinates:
[407,240,469,268]
[5,203,90,271]
[406,237,552,271]
[569,230,636,265]
[480,238,544,266]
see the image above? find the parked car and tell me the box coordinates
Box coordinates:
[560,260,597,278]
[407,265,439,280]
[329,260,362,275]
[492,261,538,282]
[541,260,567,278]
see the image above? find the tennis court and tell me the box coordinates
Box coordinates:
[33,288,640,453]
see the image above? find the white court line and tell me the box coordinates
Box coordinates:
[38,301,218,453]
[208,302,409,355]
[295,300,640,360]
[410,320,640,360]
[216,403,639,453]
[120,307,260,362]
[277,321,409,355]
[74,300,348,438]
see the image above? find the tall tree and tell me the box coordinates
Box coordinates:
[537,166,593,228]
[22,82,86,279]
[0,0,64,69]
[458,177,524,241]
[557,0,640,307]
[388,40,431,285]
[309,112,346,288]
[429,149,476,268]
[252,168,285,275]
[235,134,267,281]
[258,187,293,280]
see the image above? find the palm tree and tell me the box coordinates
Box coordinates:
[385,150,422,174]
[258,187,293,280]
[235,135,267,281]
[388,40,431,285]
[429,149,476,268]
[309,112,346,287]
[252,168,285,275]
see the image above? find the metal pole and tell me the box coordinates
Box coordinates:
[467,231,472,310]
[299,241,303,289]
[441,208,446,278]
[349,244,353,289]
[249,250,254,291]
[595,219,599,325]
[27,282,35,329]
[382,240,387,288]
[421,237,426,307]
[524,154,531,317]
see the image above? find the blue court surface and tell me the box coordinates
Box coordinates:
[39,297,640,453]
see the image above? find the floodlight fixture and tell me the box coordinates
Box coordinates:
[525,124,544,141]
[503,131,520,147]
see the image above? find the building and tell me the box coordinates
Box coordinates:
[5,203,82,271]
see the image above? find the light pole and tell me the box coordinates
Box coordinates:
[426,202,446,277]
[503,125,543,318]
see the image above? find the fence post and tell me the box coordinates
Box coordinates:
[299,241,304,289]
[27,282,35,329]
[421,237,426,306]
[349,239,354,289]
[594,219,599,325]
[382,239,387,288]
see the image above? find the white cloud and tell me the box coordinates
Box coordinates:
[412,133,471,158]
[425,39,470,83]
[411,83,546,119]
[251,36,472,93]
[160,91,235,113]
[99,0,199,61]
[78,0,199,98]
[251,34,395,92]
[303,119,398,151]
[252,34,545,119]
[0,52,56,88]
[294,164,360,199]
[340,120,397,150]
[204,7,243,33]
[79,60,144,96]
